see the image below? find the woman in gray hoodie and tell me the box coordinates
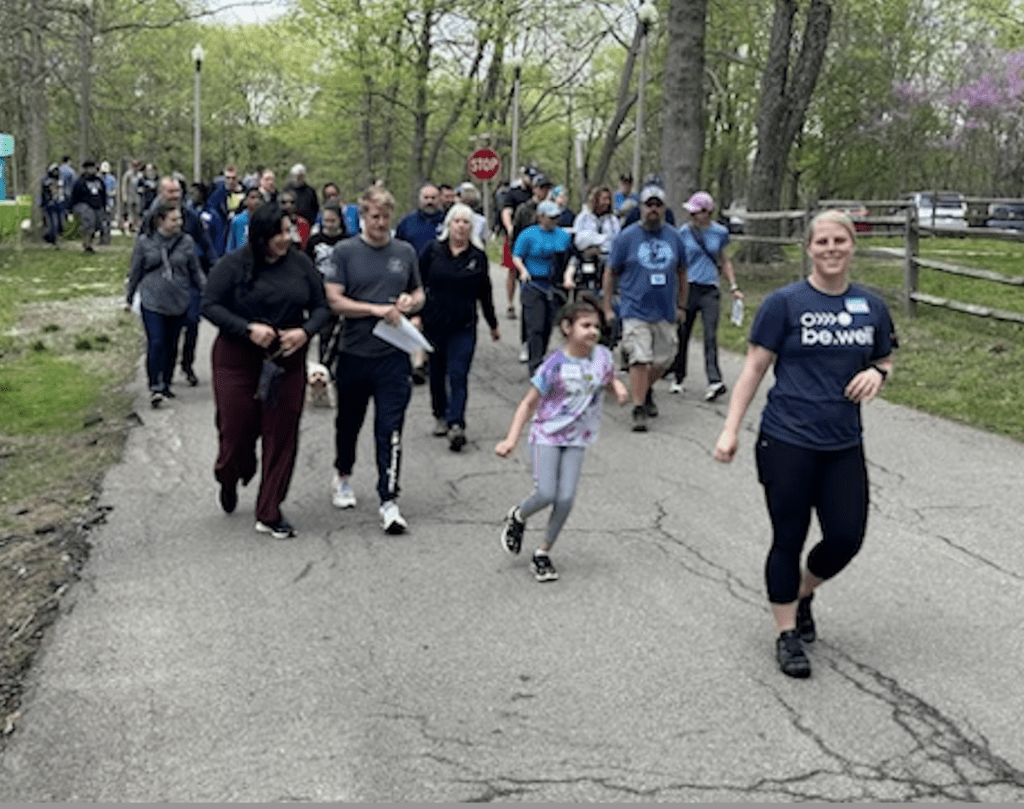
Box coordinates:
[126,199,205,407]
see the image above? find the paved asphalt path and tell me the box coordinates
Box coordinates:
[1,265,1023,802]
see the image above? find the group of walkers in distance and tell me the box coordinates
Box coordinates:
[41,153,897,679]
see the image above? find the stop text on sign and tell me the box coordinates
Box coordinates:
[467,148,501,181]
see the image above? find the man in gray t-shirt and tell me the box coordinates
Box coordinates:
[324,187,425,535]
[327,236,421,357]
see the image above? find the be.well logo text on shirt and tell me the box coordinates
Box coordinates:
[799,310,875,347]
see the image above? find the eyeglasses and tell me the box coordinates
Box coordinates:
[644,199,664,208]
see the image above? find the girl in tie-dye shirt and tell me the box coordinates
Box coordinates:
[495,295,629,582]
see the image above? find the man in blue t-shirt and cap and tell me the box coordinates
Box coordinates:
[604,184,688,432]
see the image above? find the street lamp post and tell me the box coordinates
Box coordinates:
[191,43,205,183]
[510,55,523,185]
[632,2,658,187]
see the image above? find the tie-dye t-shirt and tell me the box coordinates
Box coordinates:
[528,345,617,446]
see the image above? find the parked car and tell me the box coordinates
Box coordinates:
[903,191,968,229]
[829,201,871,232]
[723,199,746,234]
[984,202,1024,230]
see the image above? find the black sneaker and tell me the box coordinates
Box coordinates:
[219,480,237,514]
[796,594,816,643]
[531,552,559,582]
[644,389,658,417]
[448,424,466,452]
[255,516,297,539]
[150,391,164,409]
[631,404,648,432]
[501,506,525,555]
[776,629,811,678]
[184,368,199,387]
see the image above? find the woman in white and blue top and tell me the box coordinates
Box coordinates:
[669,191,743,401]
[714,210,896,680]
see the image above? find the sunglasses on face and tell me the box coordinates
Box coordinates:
[644,199,664,208]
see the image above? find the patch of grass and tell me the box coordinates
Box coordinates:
[0,236,130,324]
[0,353,103,433]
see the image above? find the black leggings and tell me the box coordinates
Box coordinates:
[755,433,868,604]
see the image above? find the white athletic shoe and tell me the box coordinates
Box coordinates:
[380,500,408,535]
[518,344,529,363]
[331,471,356,509]
[669,381,684,394]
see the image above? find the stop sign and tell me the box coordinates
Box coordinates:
[467,148,501,181]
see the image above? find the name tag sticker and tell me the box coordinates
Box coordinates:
[650,273,667,286]
[845,297,870,314]
[561,363,583,380]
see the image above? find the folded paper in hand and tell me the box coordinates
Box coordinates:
[372,315,434,355]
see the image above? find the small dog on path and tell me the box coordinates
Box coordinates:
[306,361,334,408]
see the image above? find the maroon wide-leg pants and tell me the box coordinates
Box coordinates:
[211,334,307,524]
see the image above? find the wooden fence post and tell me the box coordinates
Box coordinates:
[801,200,813,279]
[904,204,919,318]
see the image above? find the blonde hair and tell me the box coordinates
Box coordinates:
[359,186,396,216]
[438,203,484,250]
[807,210,856,246]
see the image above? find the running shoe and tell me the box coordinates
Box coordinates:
[255,516,297,539]
[530,552,559,582]
[501,506,525,555]
[776,630,811,678]
[448,424,466,452]
[331,472,356,509]
[380,500,408,534]
[705,382,727,401]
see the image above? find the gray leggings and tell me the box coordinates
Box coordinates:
[519,444,587,547]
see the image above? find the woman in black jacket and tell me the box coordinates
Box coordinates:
[201,202,330,538]
[419,203,500,451]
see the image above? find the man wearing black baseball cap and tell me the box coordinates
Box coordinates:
[603,184,687,432]
[69,159,107,254]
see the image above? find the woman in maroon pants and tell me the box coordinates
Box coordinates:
[202,202,330,538]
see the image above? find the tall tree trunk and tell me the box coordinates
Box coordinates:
[744,0,832,261]
[660,0,707,213]
[78,4,94,166]
[409,0,435,205]
[25,5,49,214]
[591,22,644,187]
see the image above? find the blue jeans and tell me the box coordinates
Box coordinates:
[141,307,186,393]
[334,351,413,504]
[425,327,477,428]
[43,203,61,243]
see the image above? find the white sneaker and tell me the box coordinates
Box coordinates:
[380,500,408,534]
[518,344,529,363]
[669,381,684,394]
[704,382,728,401]
[331,471,356,509]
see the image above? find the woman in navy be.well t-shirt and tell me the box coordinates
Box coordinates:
[714,210,897,680]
